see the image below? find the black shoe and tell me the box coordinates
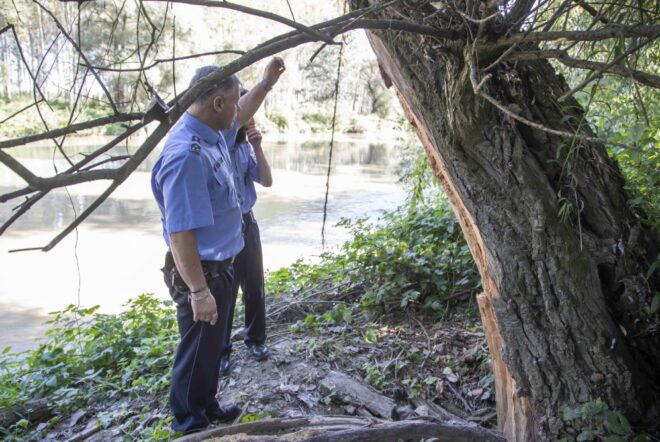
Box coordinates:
[247,344,270,361]
[207,403,241,423]
[218,354,231,376]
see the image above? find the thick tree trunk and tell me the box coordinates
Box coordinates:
[350,2,660,440]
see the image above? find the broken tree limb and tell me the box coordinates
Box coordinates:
[176,416,505,442]
[319,371,395,419]
[0,399,51,428]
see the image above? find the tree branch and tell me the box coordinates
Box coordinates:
[481,24,660,49]
[33,0,119,114]
[468,57,635,150]
[84,50,246,72]
[0,113,143,149]
[144,0,337,44]
[508,49,660,89]
[558,37,654,101]
[0,99,45,125]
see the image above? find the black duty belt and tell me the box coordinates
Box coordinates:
[164,250,233,293]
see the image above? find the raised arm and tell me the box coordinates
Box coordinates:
[246,121,272,187]
[236,57,285,127]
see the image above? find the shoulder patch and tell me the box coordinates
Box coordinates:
[190,142,201,154]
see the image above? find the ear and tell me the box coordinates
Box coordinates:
[212,95,224,112]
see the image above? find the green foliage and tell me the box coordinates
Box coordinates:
[266,112,289,131]
[560,399,647,441]
[0,294,177,439]
[290,303,353,334]
[302,112,333,132]
[267,185,480,318]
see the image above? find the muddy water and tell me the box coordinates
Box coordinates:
[0,137,407,352]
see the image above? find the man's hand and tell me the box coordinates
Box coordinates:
[246,119,262,146]
[263,57,285,88]
[191,288,218,325]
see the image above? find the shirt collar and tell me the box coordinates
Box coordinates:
[182,112,221,146]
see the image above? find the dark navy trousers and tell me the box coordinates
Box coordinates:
[222,212,266,356]
[163,256,234,433]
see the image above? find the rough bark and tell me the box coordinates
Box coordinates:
[177,416,505,442]
[349,1,660,440]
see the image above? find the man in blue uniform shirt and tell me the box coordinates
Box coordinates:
[219,110,273,376]
[151,57,284,434]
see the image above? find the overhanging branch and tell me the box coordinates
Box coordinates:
[144,0,337,44]
[0,113,144,149]
[508,49,660,89]
[481,24,660,49]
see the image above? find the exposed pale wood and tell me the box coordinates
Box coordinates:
[176,416,505,442]
[366,34,500,301]
[318,371,395,419]
[478,293,535,442]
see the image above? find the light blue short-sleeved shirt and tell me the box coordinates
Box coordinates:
[229,139,260,214]
[151,113,243,261]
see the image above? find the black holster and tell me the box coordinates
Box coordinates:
[161,251,233,307]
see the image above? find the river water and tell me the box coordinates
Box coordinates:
[0,136,407,352]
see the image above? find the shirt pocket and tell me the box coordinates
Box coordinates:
[211,163,239,212]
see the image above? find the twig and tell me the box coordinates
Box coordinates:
[85,50,246,72]
[0,99,44,125]
[507,49,660,89]
[144,0,335,44]
[33,0,119,114]
[0,113,143,149]
[557,37,655,101]
[479,24,660,49]
[467,57,636,150]
[321,33,345,250]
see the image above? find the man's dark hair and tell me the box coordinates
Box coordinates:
[189,65,239,104]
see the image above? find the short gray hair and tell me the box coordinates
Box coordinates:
[189,65,239,104]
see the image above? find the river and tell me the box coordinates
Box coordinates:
[0,135,408,352]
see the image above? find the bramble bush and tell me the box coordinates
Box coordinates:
[0,294,178,440]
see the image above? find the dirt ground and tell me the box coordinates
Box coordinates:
[35,290,496,441]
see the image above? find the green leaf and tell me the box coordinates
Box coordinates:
[646,255,660,280]
[604,410,632,436]
[606,436,627,442]
[577,429,596,441]
[2,346,12,354]
[651,293,660,315]
[563,406,582,421]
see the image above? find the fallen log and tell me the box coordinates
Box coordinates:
[176,416,505,442]
[0,399,51,428]
[319,371,396,419]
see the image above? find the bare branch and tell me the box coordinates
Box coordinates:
[0,191,48,236]
[573,0,609,25]
[144,0,337,44]
[506,0,536,28]
[85,50,246,72]
[0,113,144,149]
[33,0,119,114]
[481,24,660,49]
[508,49,660,89]
[0,99,45,125]
[558,37,654,101]
[467,57,635,150]
[6,24,50,109]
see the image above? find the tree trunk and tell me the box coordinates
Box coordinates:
[349,2,660,440]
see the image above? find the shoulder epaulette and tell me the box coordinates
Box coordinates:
[190,135,201,154]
